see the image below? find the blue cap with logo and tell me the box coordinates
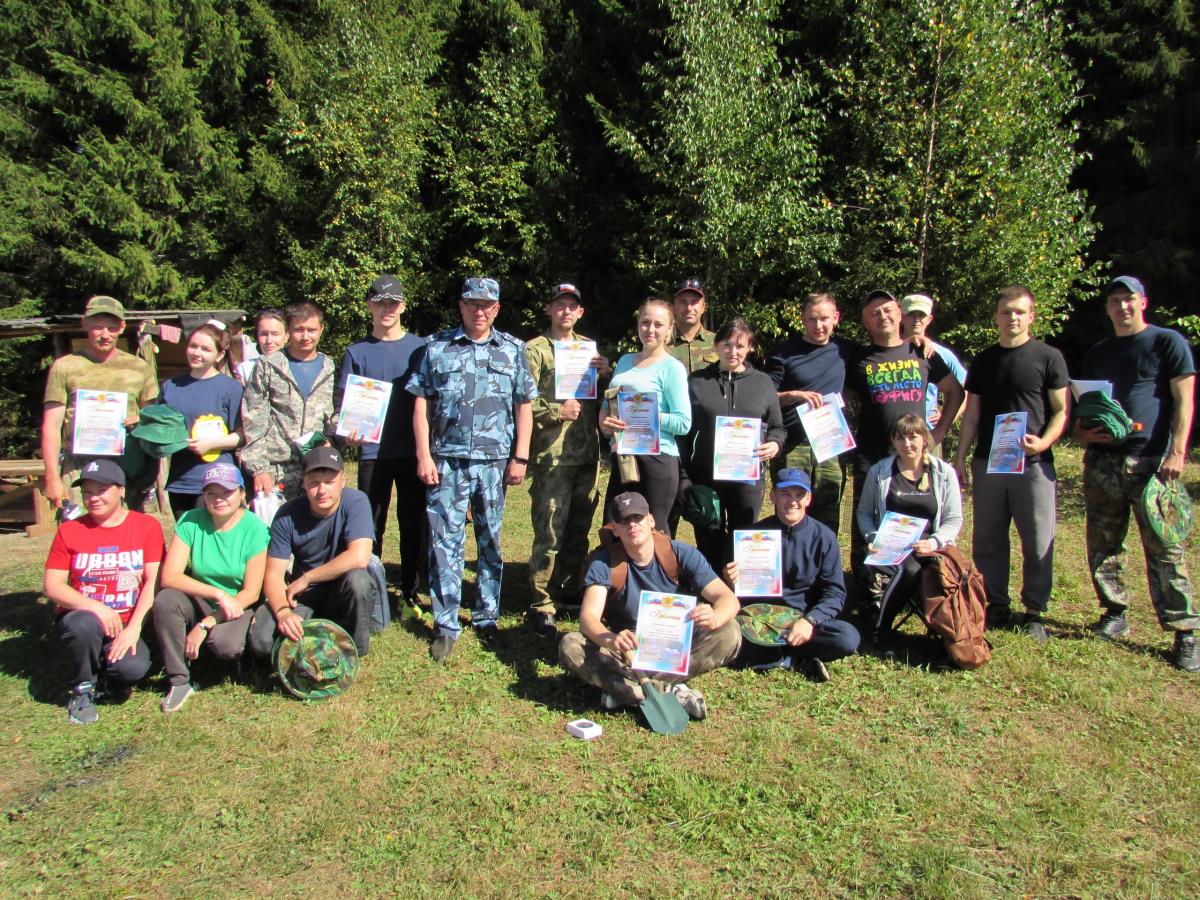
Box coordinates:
[461,277,500,303]
[72,458,126,487]
[1105,275,1146,297]
[774,468,812,492]
[203,462,244,490]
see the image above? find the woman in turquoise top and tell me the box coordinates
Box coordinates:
[600,297,692,533]
[153,462,270,713]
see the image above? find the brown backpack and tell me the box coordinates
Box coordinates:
[918,545,991,669]
[583,524,680,594]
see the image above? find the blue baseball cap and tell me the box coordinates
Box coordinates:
[73,458,125,488]
[461,277,500,303]
[1105,275,1146,298]
[774,468,812,492]
[203,462,244,490]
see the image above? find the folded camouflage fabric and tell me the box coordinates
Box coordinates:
[273,618,359,700]
[1142,475,1193,547]
[738,603,804,647]
[132,403,190,458]
[1075,391,1135,443]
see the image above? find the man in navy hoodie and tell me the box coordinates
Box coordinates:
[723,468,860,681]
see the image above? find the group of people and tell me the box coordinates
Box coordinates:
[36,272,1198,725]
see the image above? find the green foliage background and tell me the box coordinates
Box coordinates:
[0,0,1193,451]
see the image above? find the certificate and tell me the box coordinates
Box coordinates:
[1070,379,1113,400]
[713,416,761,482]
[797,394,856,462]
[553,340,598,400]
[71,390,127,457]
[631,590,696,676]
[986,411,1028,475]
[336,374,393,443]
[732,530,783,597]
[864,511,929,566]
[616,390,661,455]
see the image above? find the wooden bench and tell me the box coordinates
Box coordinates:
[0,459,56,537]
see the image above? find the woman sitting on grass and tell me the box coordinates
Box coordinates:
[44,459,165,725]
[857,414,963,639]
[153,462,270,713]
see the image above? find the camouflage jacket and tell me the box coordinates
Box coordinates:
[669,327,719,374]
[526,331,602,467]
[407,327,537,460]
[239,350,336,478]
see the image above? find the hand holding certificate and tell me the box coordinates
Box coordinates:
[713,416,761,482]
[553,340,599,400]
[615,390,661,456]
[864,511,930,566]
[797,393,855,462]
[987,411,1028,475]
[336,374,393,443]
[732,530,783,597]
[632,590,697,676]
[72,390,128,457]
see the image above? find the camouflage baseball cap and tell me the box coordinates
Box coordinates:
[1142,475,1193,547]
[84,295,126,319]
[461,277,500,303]
[737,603,805,647]
[273,618,360,700]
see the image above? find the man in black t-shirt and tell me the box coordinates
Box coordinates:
[847,290,963,596]
[1075,276,1198,672]
[249,447,381,658]
[953,286,1069,643]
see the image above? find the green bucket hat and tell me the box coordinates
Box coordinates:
[1074,391,1135,444]
[681,483,721,530]
[132,403,190,458]
[273,618,360,700]
[1142,475,1193,547]
[737,603,805,647]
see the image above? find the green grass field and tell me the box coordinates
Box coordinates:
[1,445,1197,897]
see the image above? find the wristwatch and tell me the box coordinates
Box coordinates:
[198,621,213,633]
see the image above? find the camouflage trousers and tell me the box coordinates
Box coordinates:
[1084,451,1199,631]
[427,457,507,639]
[557,619,741,704]
[528,462,598,613]
[772,443,844,534]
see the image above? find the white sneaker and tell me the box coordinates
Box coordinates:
[669,683,706,720]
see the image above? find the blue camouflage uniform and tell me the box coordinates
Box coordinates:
[407,327,537,638]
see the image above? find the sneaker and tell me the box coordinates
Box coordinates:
[1021,613,1049,645]
[430,636,456,663]
[986,604,1012,631]
[799,657,831,683]
[1173,631,1199,673]
[599,691,623,711]
[668,683,707,721]
[160,683,194,713]
[1092,610,1130,640]
[525,610,557,638]
[67,683,99,725]
[473,622,499,647]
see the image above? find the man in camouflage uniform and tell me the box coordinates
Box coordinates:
[1076,275,1198,672]
[240,301,337,500]
[41,295,158,514]
[524,283,612,636]
[668,277,718,373]
[409,277,537,663]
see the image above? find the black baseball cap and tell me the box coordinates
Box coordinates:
[672,278,706,299]
[303,446,344,474]
[610,491,651,522]
[365,274,405,303]
[73,459,126,487]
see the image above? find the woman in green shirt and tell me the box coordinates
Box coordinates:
[154,462,270,713]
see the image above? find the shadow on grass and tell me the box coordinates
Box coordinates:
[0,590,70,704]
[1042,613,1178,662]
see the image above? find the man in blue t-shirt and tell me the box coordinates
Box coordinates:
[248,447,380,659]
[339,274,428,602]
[1076,276,1198,672]
[557,491,741,720]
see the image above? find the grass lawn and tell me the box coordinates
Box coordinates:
[1,445,1197,897]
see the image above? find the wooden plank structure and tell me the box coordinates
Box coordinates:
[0,309,248,535]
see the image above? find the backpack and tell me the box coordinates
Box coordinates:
[918,546,991,669]
[582,524,679,596]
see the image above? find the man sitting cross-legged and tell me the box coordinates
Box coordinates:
[723,468,860,681]
[558,491,741,720]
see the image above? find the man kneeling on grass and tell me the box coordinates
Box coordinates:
[723,469,860,681]
[558,491,741,720]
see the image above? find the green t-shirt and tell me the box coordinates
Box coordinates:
[175,507,271,596]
